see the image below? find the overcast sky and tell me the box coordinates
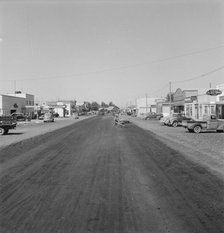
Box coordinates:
[0,0,223,106]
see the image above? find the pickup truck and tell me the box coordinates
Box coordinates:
[0,115,17,135]
[182,114,224,133]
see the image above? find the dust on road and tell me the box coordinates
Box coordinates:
[0,116,223,233]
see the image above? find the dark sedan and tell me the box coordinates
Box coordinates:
[11,113,30,122]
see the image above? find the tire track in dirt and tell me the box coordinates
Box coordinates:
[1,116,223,233]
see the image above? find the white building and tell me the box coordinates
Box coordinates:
[46,100,75,117]
[0,92,35,116]
[216,83,224,102]
[183,85,224,120]
[136,97,156,116]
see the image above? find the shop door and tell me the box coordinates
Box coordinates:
[222,106,224,119]
[10,109,16,114]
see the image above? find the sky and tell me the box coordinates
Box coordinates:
[0,0,224,107]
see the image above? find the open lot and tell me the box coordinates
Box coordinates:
[128,117,224,179]
[0,116,92,149]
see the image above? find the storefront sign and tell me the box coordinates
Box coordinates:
[13,103,18,108]
[206,89,222,96]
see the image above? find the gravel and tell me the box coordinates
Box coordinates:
[127,117,224,179]
[1,115,223,178]
[0,116,93,150]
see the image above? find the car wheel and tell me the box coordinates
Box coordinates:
[193,125,201,134]
[172,121,178,127]
[0,127,5,135]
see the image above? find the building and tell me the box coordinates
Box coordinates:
[0,92,35,117]
[46,100,75,117]
[181,85,224,120]
[173,88,198,113]
[156,101,173,117]
[216,84,224,119]
[136,97,156,116]
[105,106,120,114]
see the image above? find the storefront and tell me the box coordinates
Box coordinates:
[184,87,224,120]
[136,97,156,116]
[216,84,224,119]
[173,88,198,113]
[0,94,26,115]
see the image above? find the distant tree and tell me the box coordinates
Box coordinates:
[91,101,100,111]
[109,101,114,106]
[166,93,174,102]
[101,102,108,108]
[71,100,77,113]
[84,101,91,112]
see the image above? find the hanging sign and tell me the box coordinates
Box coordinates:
[206,89,222,96]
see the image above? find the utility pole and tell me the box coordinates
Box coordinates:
[145,93,148,114]
[169,81,172,114]
[14,80,16,95]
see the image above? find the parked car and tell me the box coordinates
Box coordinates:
[144,112,157,120]
[11,113,30,121]
[145,112,163,120]
[0,115,17,135]
[38,113,45,120]
[43,112,54,122]
[160,115,171,125]
[53,112,59,118]
[167,113,192,127]
[182,114,224,133]
[156,113,164,120]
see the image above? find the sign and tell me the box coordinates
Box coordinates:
[13,103,18,108]
[206,89,222,96]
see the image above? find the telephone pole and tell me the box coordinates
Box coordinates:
[145,93,148,114]
[169,81,172,114]
[14,80,16,95]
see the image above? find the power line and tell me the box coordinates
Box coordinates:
[146,65,224,98]
[1,44,224,82]
[173,65,224,84]
[149,83,169,96]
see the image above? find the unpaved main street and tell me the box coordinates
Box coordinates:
[0,116,224,233]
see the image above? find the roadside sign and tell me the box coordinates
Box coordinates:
[206,89,222,96]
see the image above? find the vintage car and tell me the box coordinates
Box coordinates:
[182,114,224,133]
[160,115,171,125]
[144,112,157,120]
[145,112,163,120]
[11,112,31,121]
[167,113,192,127]
[43,112,54,123]
[0,115,17,135]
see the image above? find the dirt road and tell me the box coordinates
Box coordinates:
[0,116,223,233]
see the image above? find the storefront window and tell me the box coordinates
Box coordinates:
[190,105,192,116]
[210,105,215,114]
[204,105,208,114]
[199,104,202,117]
[185,104,190,116]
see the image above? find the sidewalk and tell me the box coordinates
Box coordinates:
[0,116,93,149]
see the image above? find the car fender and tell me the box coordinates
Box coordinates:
[188,123,202,129]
